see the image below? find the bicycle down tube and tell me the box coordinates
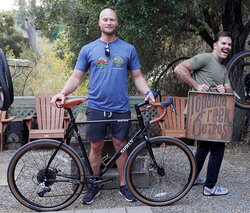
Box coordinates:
[61,102,150,178]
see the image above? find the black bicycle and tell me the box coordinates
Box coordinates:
[7,95,196,212]
[227,43,250,109]
[0,48,14,111]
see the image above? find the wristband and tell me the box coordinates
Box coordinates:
[60,92,66,97]
[145,90,154,96]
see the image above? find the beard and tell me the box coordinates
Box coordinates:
[101,26,117,36]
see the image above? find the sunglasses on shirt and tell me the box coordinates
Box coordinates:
[104,43,110,57]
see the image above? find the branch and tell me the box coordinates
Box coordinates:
[153,56,190,89]
[202,8,220,35]
[189,18,214,48]
[245,19,250,32]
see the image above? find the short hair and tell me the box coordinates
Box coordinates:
[214,31,232,43]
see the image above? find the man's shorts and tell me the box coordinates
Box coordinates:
[85,107,131,141]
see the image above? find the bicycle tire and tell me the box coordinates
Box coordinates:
[226,51,250,110]
[7,139,85,212]
[0,48,14,110]
[125,136,196,206]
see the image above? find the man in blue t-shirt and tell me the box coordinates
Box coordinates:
[51,8,154,204]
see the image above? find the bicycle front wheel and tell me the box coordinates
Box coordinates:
[7,140,85,212]
[226,51,250,109]
[125,136,196,206]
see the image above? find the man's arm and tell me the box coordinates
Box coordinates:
[174,60,209,92]
[61,69,85,95]
[51,69,85,105]
[130,69,155,101]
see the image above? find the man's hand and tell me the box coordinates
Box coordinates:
[196,84,210,92]
[145,92,155,102]
[51,93,66,107]
[216,84,226,93]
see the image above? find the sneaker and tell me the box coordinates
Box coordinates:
[82,186,100,204]
[194,178,206,185]
[203,186,228,196]
[119,185,137,202]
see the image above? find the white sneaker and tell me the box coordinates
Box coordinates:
[194,178,206,185]
[203,186,228,196]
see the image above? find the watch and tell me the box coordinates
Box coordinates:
[146,90,154,96]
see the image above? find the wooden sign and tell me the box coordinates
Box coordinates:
[186,91,235,142]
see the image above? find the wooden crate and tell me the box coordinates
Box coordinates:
[186,91,234,142]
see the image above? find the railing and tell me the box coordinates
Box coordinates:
[8,96,156,119]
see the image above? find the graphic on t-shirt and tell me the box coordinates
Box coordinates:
[96,57,108,68]
[96,56,124,69]
[113,56,124,68]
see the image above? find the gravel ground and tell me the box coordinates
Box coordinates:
[0,142,249,213]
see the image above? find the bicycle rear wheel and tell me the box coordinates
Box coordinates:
[7,140,85,212]
[226,51,250,109]
[0,48,14,110]
[125,136,196,206]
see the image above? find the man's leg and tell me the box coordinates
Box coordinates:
[89,139,105,174]
[112,137,127,186]
[83,108,107,204]
[112,137,136,202]
[204,141,225,188]
[195,141,210,178]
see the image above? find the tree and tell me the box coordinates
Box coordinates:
[28,0,249,73]
[28,0,250,141]
[0,12,29,57]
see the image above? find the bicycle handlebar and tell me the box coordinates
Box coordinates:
[149,96,173,124]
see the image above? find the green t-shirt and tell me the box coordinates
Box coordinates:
[188,53,230,92]
[184,53,230,114]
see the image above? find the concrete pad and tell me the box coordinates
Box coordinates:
[46,211,74,213]
[75,209,92,213]
[109,207,126,213]
[92,208,110,213]
[0,162,23,186]
[0,162,8,186]
[126,206,153,213]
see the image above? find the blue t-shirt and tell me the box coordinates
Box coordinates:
[75,38,141,112]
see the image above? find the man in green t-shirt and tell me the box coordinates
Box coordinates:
[174,31,233,196]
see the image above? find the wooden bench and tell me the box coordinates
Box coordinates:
[157,96,186,138]
[23,92,69,142]
[0,111,15,151]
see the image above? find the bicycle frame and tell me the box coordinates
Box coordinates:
[46,102,155,183]
[43,95,173,188]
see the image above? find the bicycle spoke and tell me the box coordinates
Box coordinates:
[8,141,84,211]
[227,51,250,109]
[126,138,196,205]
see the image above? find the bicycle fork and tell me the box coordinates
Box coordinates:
[144,135,165,176]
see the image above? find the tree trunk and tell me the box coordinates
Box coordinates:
[19,0,37,49]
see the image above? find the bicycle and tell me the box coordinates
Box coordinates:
[226,42,250,109]
[0,48,14,110]
[7,94,196,212]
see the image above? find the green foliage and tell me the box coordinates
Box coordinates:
[0,12,29,57]
[29,39,88,96]
[24,0,248,96]
[8,38,88,96]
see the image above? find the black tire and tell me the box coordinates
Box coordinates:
[7,140,85,212]
[226,51,250,110]
[0,48,14,110]
[125,136,196,206]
